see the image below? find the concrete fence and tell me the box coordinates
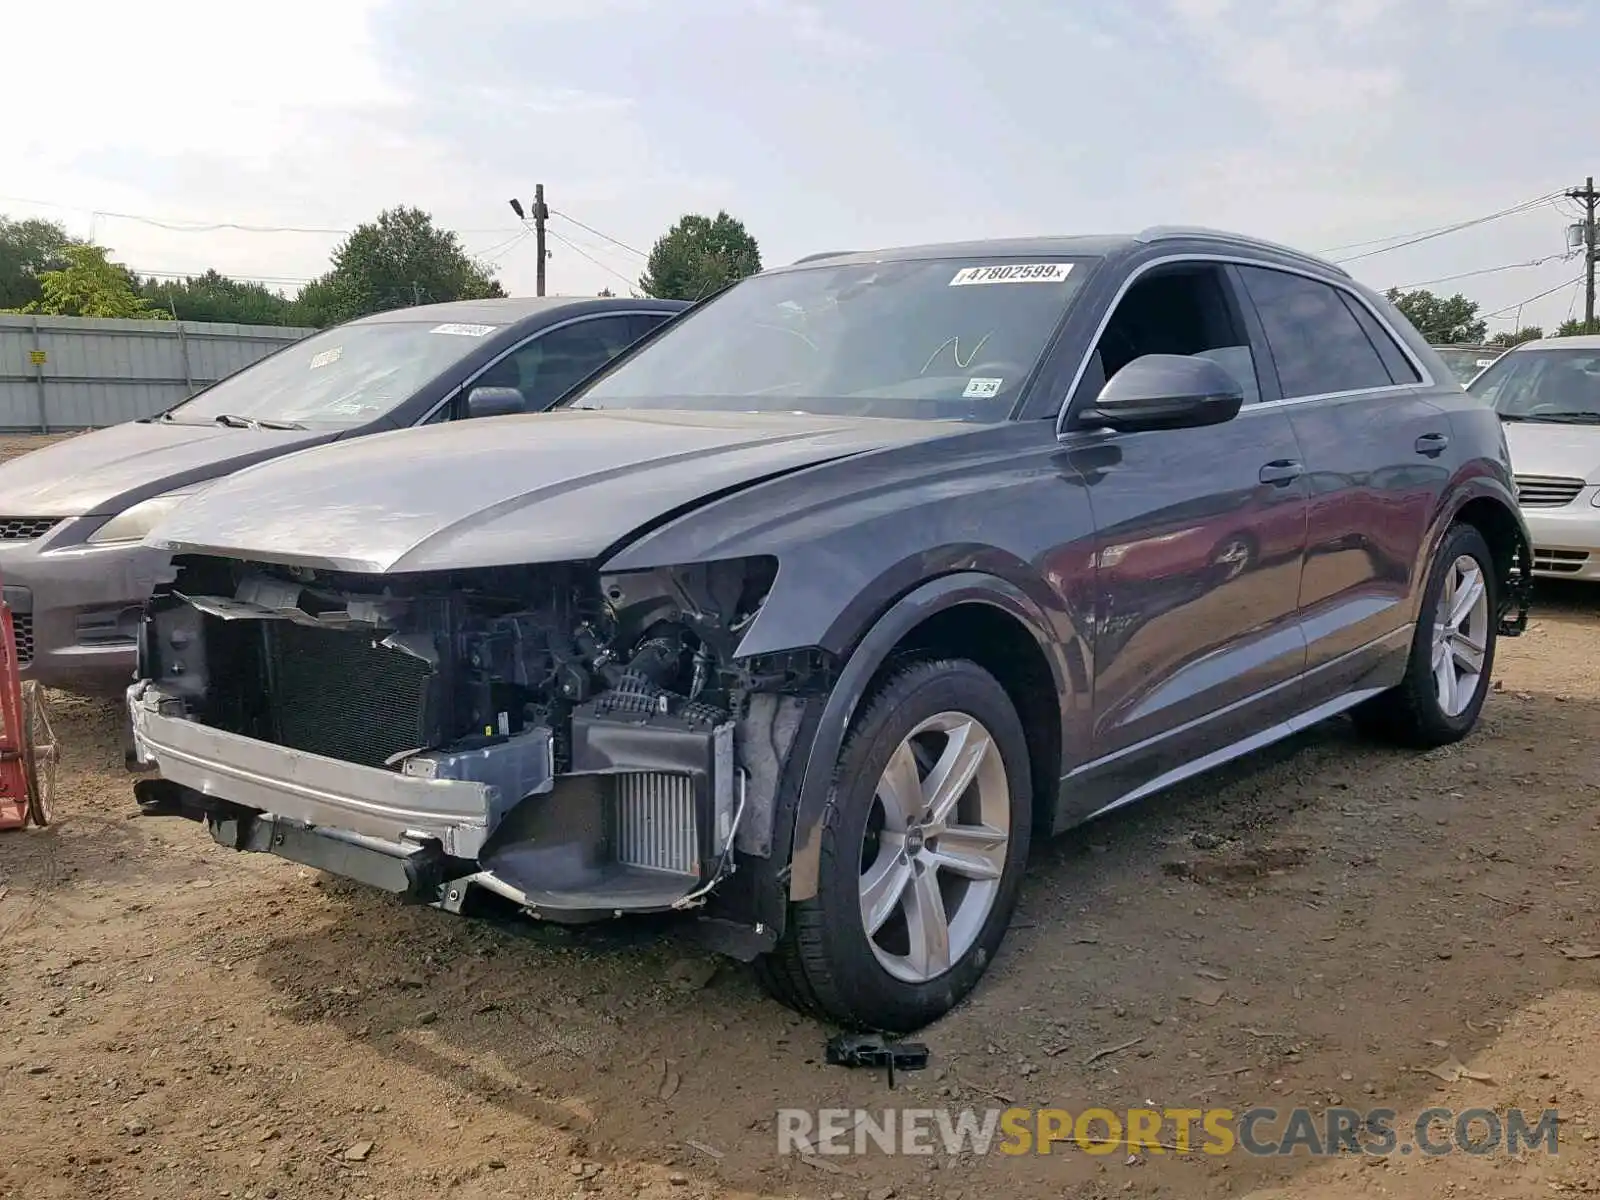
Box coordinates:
[0,314,314,432]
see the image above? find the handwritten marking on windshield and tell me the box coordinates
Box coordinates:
[921,332,992,374]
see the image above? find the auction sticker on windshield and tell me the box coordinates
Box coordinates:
[430,323,496,337]
[949,263,1073,286]
[963,377,1003,398]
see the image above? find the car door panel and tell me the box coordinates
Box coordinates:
[1077,408,1308,760]
[1040,260,1312,814]
[1234,264,1447,684]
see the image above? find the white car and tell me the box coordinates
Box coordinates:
[1469,335,1600,580]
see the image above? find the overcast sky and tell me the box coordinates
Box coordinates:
[4,0,1593,333]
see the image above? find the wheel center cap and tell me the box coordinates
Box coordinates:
[905,826,927,855]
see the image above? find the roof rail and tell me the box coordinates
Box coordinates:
[1135,226,1349,277]
[791,250,857,265]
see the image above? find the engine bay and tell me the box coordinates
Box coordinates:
[141,553,779,770]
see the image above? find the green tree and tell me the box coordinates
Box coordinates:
[0,216,73,310]
[291,206,504,327]
[1488,326,1543,349]
[639,210,762,301]
[1385,287,1486,344]
[1556,317,1600,337]
[140,269,298,326]
[9,242,170,319]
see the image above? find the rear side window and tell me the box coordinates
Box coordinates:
[1237,266,1394,398]
[1340,294,1421,383]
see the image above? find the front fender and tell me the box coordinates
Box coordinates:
[784,570,1065,903]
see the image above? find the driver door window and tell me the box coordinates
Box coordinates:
[1072,264,1265,413]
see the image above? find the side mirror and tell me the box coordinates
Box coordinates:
[465,386,527,419]
[1076,353,1244,433]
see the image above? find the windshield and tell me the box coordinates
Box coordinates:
[565,255,1096,421]
[161,320,501,429]
[1435,346,1498,386]
[1468,346,1600,423]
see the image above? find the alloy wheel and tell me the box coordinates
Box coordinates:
[858,711,1012,984]
[1432,554,1490,718]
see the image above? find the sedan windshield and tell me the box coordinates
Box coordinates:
[160,320,501,429]
[565,256,1096,421]
[1468,346,1600,423]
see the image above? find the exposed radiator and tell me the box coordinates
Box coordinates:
[265,623,435,769]
[612,773,699,877]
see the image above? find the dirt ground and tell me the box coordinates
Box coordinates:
[3,433,1600,1199]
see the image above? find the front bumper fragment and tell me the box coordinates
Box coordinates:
[127,681,551,858]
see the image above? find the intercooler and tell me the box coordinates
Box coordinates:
[612,773,700,877]
[263,623,436,769]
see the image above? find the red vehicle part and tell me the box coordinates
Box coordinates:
[0,587,57,830]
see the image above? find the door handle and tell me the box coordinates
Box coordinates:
[1258,459,1303,486]
[1415,432,1450,456]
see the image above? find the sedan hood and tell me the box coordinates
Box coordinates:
[0,420,333,516]
[148,409,960,573]
[1503,420,1600,482]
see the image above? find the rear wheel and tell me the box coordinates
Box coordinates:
[756,658,1032,1031]
[1353,523,1497,747]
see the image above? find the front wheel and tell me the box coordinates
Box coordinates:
[756,658,1032,1031]
[1353,523,1497,747]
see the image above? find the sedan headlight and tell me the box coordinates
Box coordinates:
[87,486,207,545]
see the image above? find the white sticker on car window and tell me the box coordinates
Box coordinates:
[309,347,342,369]
[430,322,496,337]
[949,263,1073,287]
[963,377,1003,398]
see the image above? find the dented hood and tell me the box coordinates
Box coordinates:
[147,409,955,573]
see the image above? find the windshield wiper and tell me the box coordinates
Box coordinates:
[1516,412,1600,424]
[212,413,308,430]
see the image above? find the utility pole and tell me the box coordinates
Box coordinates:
[533,184,549,297]
[1567,176,1598,326]
[507,187,551,296]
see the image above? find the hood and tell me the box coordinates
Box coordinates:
[1502,420,1600,483]
[0,420,334,516]
[148,409,959,573]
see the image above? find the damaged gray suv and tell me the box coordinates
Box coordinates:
[129,230,1532,1031]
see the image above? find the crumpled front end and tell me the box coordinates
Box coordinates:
[129,553,797,932]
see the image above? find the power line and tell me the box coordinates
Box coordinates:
[1329,191,1565,265]
[1481,275,1584,320]
[1,193,523,237]
[131,267,315,286]
[1388,254,1570,291]
[546,229,637,291]
[1315,191,1561,256]
[550,210,646,258]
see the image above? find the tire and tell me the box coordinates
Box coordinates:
[757,658,1032,1031]
[21,681,56,827]
[1352,523,1497,748]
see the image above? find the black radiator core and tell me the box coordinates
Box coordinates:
[265,623,436,768]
